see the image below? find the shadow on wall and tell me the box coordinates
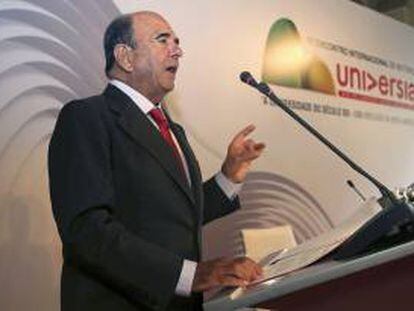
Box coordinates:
[0,1,121,310]
[203,171,335,260]
[0,195,61,311]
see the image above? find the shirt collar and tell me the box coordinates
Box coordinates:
[109,79,160,114]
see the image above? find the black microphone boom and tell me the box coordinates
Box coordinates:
[240,71,414,259]
[240,73,391,198]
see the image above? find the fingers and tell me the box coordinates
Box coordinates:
[242,140,266,160]
[231,125,265,154]
[254,262,263,276]
[254,142,266,152]
[192,257,263,292]
[232,124,256,144]
[218,275,249,289]
[238,124,256,138]
[236,257,263,281]
[221,257,262,283]
[245,140,266,152]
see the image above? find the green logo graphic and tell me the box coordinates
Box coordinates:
[262,18,335,95]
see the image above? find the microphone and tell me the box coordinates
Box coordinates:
[240,71,414,259]
[240,71,259,88]
[346,180,366,202]
[240,71,393,200]
[396,185,414,203]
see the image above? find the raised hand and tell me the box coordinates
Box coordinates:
[221,124,265,183]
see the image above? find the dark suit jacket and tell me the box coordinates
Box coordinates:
[48,85,239,310]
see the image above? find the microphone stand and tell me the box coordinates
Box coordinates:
[240,71,414,259]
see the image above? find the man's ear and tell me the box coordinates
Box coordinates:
[113,44,134,73]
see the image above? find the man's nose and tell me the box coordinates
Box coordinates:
[171,44,183,58]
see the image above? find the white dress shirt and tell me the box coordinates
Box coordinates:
[109,79,242,296]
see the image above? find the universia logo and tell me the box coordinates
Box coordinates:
[262,18,414,110]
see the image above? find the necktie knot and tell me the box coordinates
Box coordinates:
[149,107,187,181]
[149,108,168,130]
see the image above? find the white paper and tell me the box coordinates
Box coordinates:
[242,225,297,262]
[255,197,382,282]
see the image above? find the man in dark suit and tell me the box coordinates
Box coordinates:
[48,11,265,310]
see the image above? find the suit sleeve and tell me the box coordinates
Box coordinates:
[202,177,240,225]
[48,102,182,310]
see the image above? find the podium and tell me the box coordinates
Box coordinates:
[204,239,414,311]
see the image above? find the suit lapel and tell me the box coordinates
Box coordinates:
[169,122,203,215]
[104,85,195,205]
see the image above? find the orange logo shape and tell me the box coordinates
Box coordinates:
[262,18,335,95]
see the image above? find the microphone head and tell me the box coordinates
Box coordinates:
[346,180,354,188]
[239,71,258,87]
[257,82,271,94]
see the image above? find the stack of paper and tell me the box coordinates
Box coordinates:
[254,197,382,283]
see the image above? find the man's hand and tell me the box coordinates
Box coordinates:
[222,124,265,183]
[192,257,263,292]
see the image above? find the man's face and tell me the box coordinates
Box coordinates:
[129,14,183,103]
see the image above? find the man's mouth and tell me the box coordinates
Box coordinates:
[166,66,178,74]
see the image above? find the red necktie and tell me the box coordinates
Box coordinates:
[149,108,186,178]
